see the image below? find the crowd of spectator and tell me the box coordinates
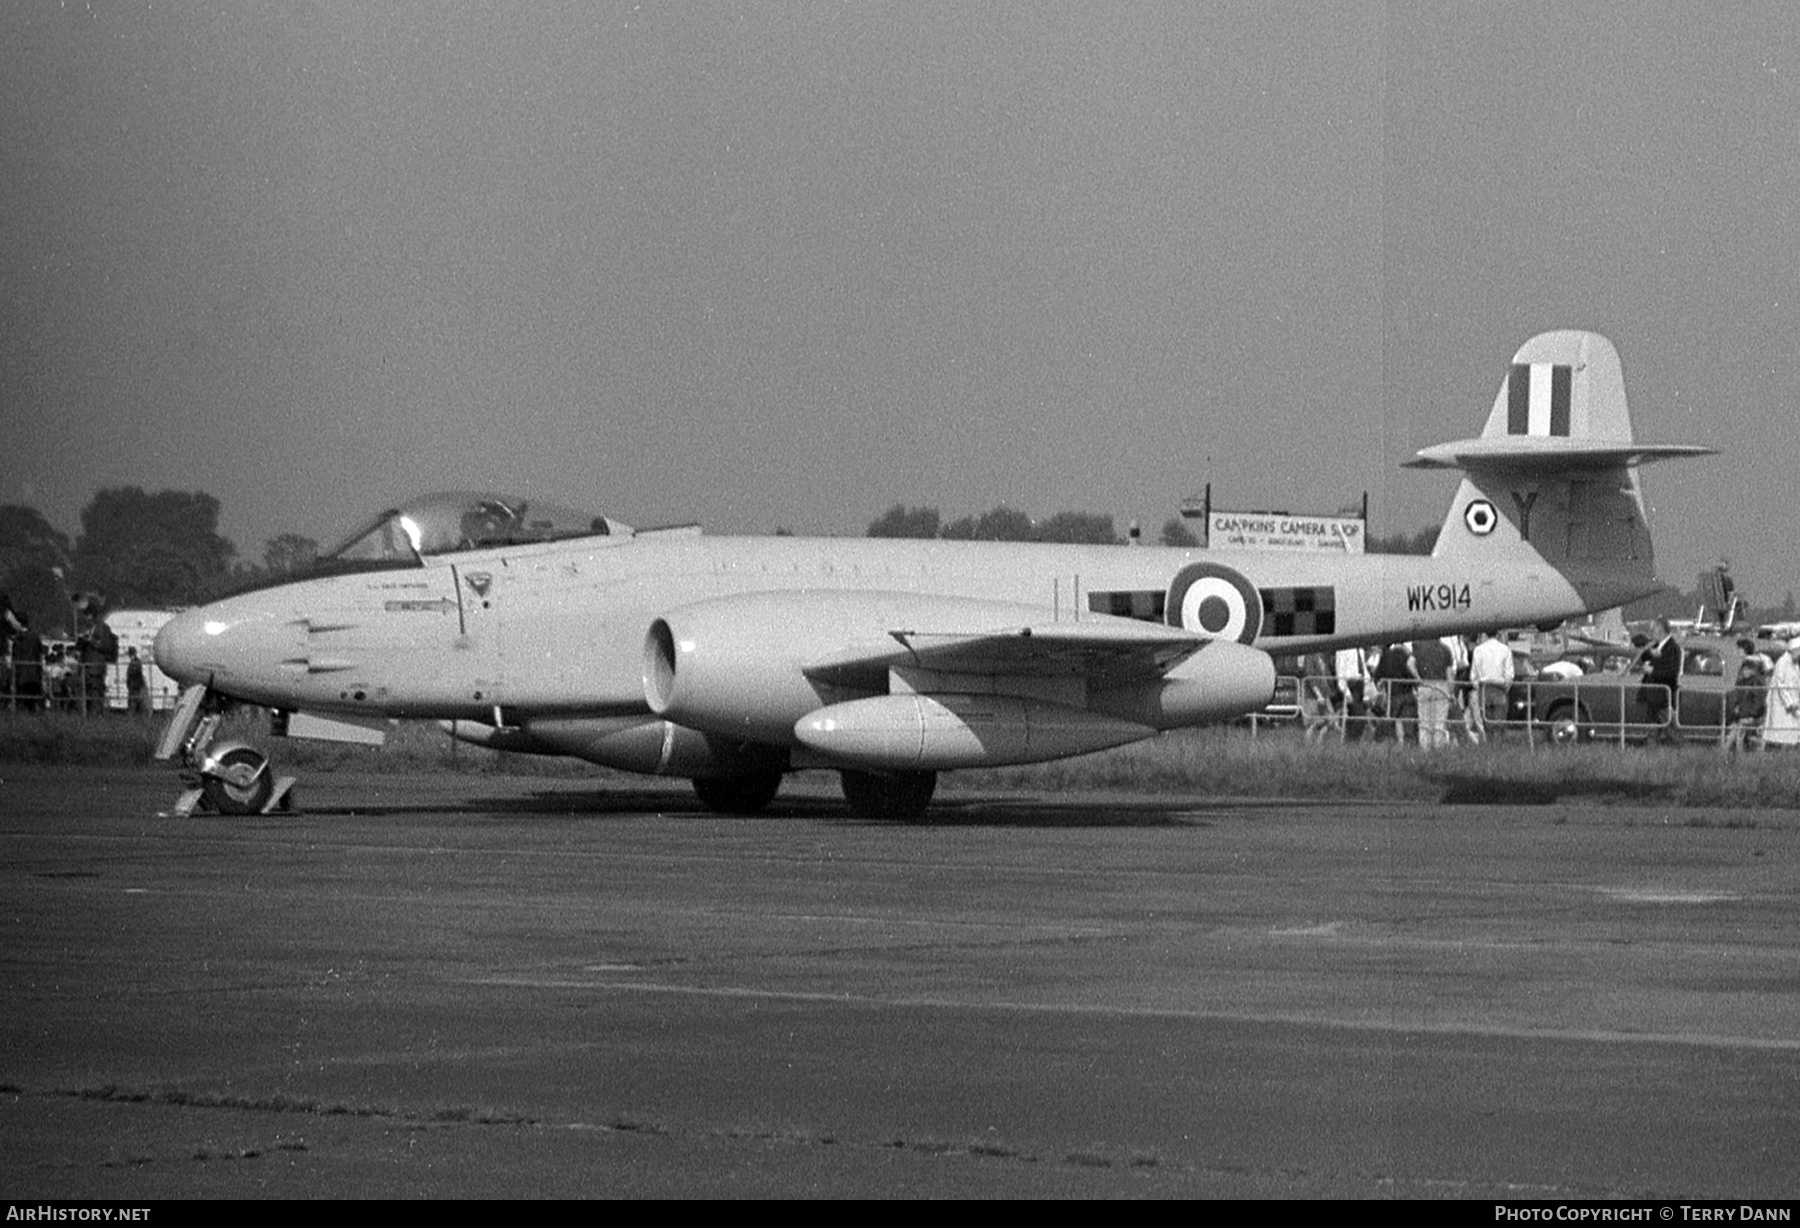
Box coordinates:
[1298,623,1800,751]
[1,592,150,715]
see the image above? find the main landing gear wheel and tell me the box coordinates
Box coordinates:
[840,769,938,823]
[200,746,275,816]
[691,771,784,815]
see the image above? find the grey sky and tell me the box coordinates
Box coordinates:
[2,2,1793,604]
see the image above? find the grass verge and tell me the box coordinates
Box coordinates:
[958,727,1800,809]
[3,710,1797,808]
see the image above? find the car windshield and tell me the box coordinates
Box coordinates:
[325,492,628,564]
[1685,649,1723,677]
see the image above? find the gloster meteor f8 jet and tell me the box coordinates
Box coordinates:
[153,331,1708,819]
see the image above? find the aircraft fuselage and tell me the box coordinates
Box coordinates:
[161,530,1651,723]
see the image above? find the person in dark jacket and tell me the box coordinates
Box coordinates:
[10,612,43,712]
[1410,636,1456,749]
[1727,638,1771,752]
[125,648,149,716]
[1637,618,1683,743]
[78,610,117,715]
[1371,642,1417,743]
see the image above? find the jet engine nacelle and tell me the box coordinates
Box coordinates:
[644,600,844,743]
[643,590,1076,744]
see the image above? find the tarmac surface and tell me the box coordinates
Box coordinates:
[1,764,1797,1199]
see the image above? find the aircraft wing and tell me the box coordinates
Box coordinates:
[804,619,1204,689]
[644,591,1270,764]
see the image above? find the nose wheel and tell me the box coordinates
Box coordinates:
[200,746,278,815]
[155,686,296,817]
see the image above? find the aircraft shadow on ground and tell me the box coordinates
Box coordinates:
[299,787,1367,829]
[1428,773,1675,806]
[923,794,1375,828]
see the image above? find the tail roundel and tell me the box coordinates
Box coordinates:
[1411,331,1712,604]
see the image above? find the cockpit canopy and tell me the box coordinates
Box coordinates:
[326,492,630,565]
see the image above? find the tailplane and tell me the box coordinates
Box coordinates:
[1409,330,1712,610]
[1409,330,1712,473]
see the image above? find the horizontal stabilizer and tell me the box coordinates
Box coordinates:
[1405,439,1715,472]
[1411,329,1710,474]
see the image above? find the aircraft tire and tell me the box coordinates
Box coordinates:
[691,771,783,815]
[840,769,937,823]
[201,747,274,815]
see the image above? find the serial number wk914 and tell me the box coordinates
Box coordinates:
[1405,583,1473,613]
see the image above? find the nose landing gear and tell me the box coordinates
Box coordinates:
[155,685,296,816]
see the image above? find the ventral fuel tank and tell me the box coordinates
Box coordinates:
[794,693,1157,771]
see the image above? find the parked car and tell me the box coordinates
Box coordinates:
[1507,637,1782,744]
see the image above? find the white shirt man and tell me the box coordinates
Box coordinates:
[1334,645,1370,735]
[1469,631,1516,739]
[1470,633,1515,686]
[1765,638,1800,748]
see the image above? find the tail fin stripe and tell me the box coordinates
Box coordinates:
[1508,363,1530,434]
[1508,362,1575,437]
[1528,363,1553,435]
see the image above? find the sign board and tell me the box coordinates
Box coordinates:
[1208,512,1365,554]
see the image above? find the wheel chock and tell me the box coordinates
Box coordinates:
[161,786,207,819]
[265,776,298,813]
[160,775,297,817]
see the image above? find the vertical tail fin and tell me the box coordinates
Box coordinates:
[1480,329,1629,443]
[1405,330,1713,613]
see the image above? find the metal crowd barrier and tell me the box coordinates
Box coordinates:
[0,657,177,714]
[1292,675,1781,749]
[2,655,1783,748]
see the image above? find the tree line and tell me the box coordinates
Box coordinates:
[867,503,1133,544]
[868,502,1442,554]
[0,488,319,635]
[9,488,1789,638]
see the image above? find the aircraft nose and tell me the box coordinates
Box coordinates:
[150,597,304,703]
[153,607,210,686]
